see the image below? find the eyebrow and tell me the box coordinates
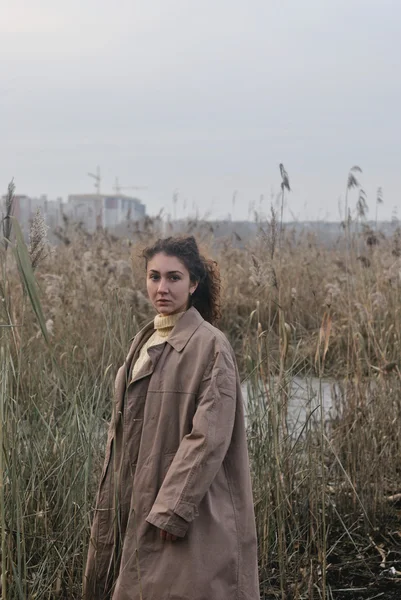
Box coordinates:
[148,269,184,275]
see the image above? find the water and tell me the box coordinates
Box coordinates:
[241,376,336,432]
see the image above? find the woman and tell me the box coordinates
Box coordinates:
[84,236,259,600]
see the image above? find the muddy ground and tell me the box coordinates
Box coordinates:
[262,507,401,599]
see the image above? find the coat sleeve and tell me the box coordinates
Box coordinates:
[145,346,237,537]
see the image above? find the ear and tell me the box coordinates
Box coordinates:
[190,281,198,295]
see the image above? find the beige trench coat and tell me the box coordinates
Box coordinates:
[84,307,259,600]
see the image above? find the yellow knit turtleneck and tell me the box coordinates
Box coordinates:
[130,311,185,381]
[153,312,184,338]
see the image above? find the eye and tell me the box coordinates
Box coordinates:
[149,274,160,280]
[170,275,180,281]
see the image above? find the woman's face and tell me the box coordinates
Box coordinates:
[146,252,198,316]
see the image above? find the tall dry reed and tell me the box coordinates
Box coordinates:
[1,193,401,597]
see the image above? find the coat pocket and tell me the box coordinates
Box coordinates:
[123,418,144,469]
[137,452,177,517]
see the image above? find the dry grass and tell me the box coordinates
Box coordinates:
[1,207,401,598]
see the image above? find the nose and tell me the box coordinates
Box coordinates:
[157,278,169,294]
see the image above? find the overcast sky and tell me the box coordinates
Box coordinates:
[1,0,400,221]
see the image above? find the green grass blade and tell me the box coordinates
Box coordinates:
[11,216,49,345]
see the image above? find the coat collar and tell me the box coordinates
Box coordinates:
[166,306,204,352]
[130,306,204,354]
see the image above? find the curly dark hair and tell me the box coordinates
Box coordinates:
[142,236,221,325]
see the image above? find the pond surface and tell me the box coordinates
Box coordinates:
[241,376,337,432]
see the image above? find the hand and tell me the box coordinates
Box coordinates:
[159,528,178,542]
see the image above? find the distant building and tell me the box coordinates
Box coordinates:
[67,194,146,232]
[1,191,146,237]
[44,197,64,230]
[0,193,63,234]
[0,194,31,232]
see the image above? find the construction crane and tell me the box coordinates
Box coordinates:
[87,166,101,195]
[113,177,147,195]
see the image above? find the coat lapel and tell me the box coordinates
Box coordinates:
[113,320,155,418]
[166,307,204,352]
[130,342,166,384]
